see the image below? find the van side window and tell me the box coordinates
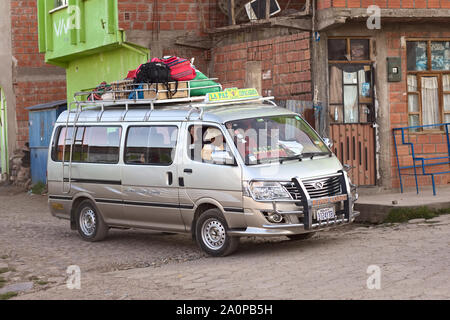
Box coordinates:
[52,126,121,163]
[125,126,178,165]
[187,125,235,166]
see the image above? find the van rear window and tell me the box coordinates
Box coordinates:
[52,126,121,164]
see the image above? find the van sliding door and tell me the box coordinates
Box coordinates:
[121,123,184,231]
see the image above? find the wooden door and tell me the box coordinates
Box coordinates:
[328,62,376,185]
[330,123,376,185]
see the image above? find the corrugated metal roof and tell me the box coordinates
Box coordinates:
[25,100,67,111]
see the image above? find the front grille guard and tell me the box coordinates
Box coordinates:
[292,170,351,230]
[263,171,352,230]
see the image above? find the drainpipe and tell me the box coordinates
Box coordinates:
[0,88,8,180]
[311,0,321,134]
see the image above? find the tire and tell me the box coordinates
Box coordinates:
[75,200,108,242]
[287,232,316,241]
[195,208,239,257]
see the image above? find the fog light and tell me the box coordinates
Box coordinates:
[267,213,283,223]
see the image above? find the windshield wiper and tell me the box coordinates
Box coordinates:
[278,154,303,164]
[245,158,279,165]
[301,152,331,159]
[279,152,331,163]
[247,152,331,165]
[256,158,280,165]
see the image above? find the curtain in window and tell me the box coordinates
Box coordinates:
[329,66,342,104]
[421,76,440,127]
[443,74,450,91]
[407,75,418,92]
[344,86,358,123]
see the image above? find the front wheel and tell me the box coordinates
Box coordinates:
[195,209,239,257]
[75,200,109,242]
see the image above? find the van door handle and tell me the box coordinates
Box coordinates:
[183,169,193,173]
[167,172,173,185]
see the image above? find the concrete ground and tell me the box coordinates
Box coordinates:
[355,184,450,223]
[358,184,450,207]
[0,186,449,300]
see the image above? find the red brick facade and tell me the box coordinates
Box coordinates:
[212,33,312,101]
[13,80,67,146]
[117,0,306,32]
[9,1,66,148]
[117,0,226,32]
[317,0,450,9]
[387,31,450,189]
[10,0,45,68]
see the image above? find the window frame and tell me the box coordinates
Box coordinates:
[186,123,237,166]
[406,39,450,128]
[124,124,179,166]
[51,125,122,164]
[327,37,375,125]
[328,63,375,124]
[328,37,372,64]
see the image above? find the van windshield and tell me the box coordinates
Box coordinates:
[225,115,330,165]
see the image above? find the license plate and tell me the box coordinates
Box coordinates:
[316,207,335,221]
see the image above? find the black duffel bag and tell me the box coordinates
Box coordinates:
[134,62,177,97]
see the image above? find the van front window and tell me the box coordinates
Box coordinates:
[225,115,330,165]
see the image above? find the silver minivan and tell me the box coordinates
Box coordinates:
[48,93,359,256]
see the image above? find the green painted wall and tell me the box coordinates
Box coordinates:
[37,0,149,103]
[67,46,148,102]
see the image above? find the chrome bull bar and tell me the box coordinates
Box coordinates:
[291,169,352,230]
[261,170,355,230]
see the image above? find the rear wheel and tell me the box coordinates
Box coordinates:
[287,232,316,241]
[195,209,239,257]
[75,200,108,242]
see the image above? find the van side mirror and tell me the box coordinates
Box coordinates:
[211,150,235,165]
[323,138,333,148]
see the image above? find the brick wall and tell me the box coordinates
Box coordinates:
[212,32,312,101]
[387,31,450,189]
[10,0,45,67]
[162,47,210,76]
[13,80,67,148]
[10,1,67,148]
[317,0,450,9]
[118,0,307,33]
[117,0,226,32]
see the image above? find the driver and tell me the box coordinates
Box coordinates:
[201,127,225,162]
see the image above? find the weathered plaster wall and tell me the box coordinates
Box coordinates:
[0,0,17,156]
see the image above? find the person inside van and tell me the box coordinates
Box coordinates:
[201,127,225,162]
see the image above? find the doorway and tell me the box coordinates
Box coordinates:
[327,63,376,185]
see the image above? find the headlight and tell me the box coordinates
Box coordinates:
[247,181,292,201]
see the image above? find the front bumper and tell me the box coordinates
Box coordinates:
[229,171,359,237]
[228,211,359,236]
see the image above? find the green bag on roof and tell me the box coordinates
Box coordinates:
[189,71,221,96]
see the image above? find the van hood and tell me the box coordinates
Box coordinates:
[241,155,343,182]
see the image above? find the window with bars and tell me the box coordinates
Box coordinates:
[407,40,450,128]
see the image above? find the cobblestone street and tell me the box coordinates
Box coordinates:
[0,187,449,300]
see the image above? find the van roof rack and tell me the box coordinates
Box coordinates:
[70,82,275,115]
